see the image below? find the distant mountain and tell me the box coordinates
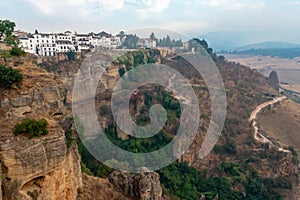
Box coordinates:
[235,41,300,51]
[198,31,275,51]
[220,48,300,59]
[199,31,300,51]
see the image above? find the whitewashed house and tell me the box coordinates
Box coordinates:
[75,33,92,51]
[55,33,76,53]
[111,36,121,48]
[138,38,157,48]
[18,30,122,56]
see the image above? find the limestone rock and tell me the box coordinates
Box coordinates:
[0,57,82,200]
[108,169,164,200]
[267,71,279,91]
[11,96,32,107]
[0,99,9,109]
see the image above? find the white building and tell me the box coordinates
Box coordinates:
[18,31,122,56]
[138,38,157,48]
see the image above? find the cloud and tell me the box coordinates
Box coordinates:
[202,0,237,8]
[141,0,170,12]
[252,1,265,9]
[201,0,265,10]
[25,0,60,15]
[285,1,300,6]
[24,0,127,14]
[99,0,125,11]
[24,0,170,15]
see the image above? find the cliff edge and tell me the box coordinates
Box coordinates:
[0,55,82,200]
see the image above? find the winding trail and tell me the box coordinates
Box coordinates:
[249,96,290,152]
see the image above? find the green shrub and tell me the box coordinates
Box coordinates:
[0,64,23,88]
[225,141,237,154]
[0,50,12,58]
[220,162,241,176]
[213,144,224,154]
[10,47,26,56]
[118,67,126,77]
[14,118,49,138]
[99,105,111,115]
[66,50,75,61]
[288,146,298,157]
[65,131,73,148]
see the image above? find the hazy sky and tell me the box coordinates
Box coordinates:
[1,0,300,41]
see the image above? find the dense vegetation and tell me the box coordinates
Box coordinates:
[114,49,159,69]
[120,32,183,49]
[0,64,23,88]
[14,118,49,138]
[155,35,183,48]
[158,161,285,200]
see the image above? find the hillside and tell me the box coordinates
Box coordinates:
[235,41,300,51]
[221,48,300,59]
[1,40,299,199]
[37,43,300,199]
[258,99,300,159]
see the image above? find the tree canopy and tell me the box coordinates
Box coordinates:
[0,19,16,39]
[122,34,139,49]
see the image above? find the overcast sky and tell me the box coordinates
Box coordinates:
[1,0,300,42]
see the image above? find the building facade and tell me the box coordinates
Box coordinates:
[18,31,121,56]
[137,38,157,48]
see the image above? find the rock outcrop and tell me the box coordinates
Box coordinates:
[0,56,82,200]
[108,168,165,200]
[77,174,130,200]
[267,71,279,91]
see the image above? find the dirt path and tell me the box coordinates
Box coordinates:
[249,96,290,152]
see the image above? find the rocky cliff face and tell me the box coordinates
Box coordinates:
[267,71,279,91]
[0,56,82,200]
[108,168,165,200]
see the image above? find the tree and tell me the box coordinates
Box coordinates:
[0,64,23,88]
[67,49,76,61]
[122,34,139,49]
[0,20,16,39]
[117,31,125,37]
[166,35,171,46]
[4,35,18,47]
[150,32,156,40]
